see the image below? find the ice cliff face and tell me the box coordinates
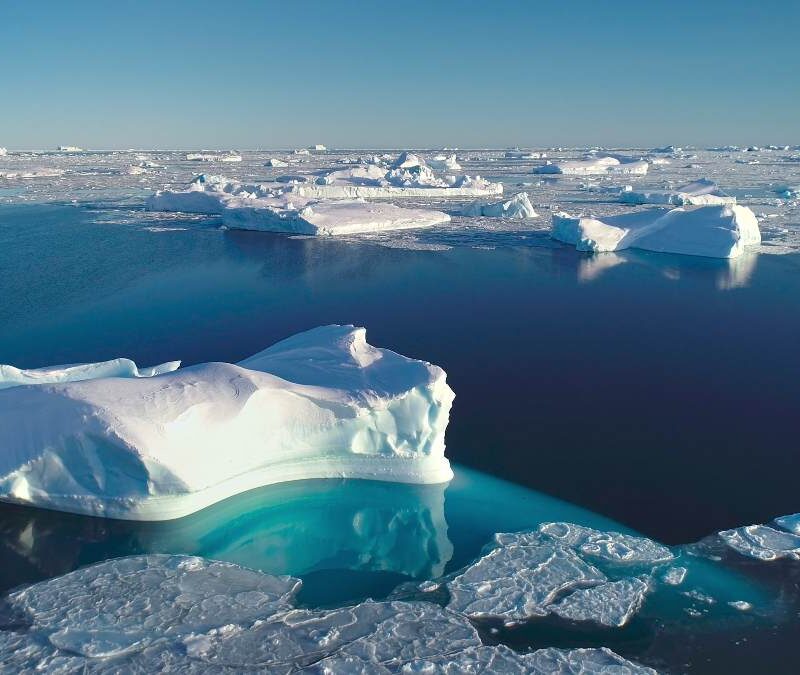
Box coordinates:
[0,325,455,520]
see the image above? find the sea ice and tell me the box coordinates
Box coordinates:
[462,192,539,219]
[427,153,462,171]
[57,145,83,152]
[186,152,242,162]
[534,156,649,176]
[620,179,736,206]
[551,204,761,258]
[0,147,7,156]
[0,553,655,673]
[718,524,800,561]
[775,513,800,534]
[504,150,545,159]
[0,325,454,520]
[549,577,651,627]
[265,157,288,167]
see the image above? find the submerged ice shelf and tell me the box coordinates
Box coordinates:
[0,325,454,520]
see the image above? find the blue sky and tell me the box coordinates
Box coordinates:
[1,0,797,150]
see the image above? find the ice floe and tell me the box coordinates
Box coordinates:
[718,524,800,561]
[551,204,761,258]
[0,325,454,520]
[264,157,288,167]
[620,179,736,206]
[535,156,649,176]
[0,147,7,156]
[462,192,538,219]
[0,553,655,673]
[427,523,671,625]
[57,145,83,152]
[186,152,242,162]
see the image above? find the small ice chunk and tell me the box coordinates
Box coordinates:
[265,157,288,167]
[661,566,687,586]
[728,601,753,611]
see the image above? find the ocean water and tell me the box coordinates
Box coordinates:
[2,149,800,672]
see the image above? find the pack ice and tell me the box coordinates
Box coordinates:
[620,179,736,206]
[551,204,761,258]
[0,554,655,673]
[0,325,455,520]
[147,174,452,235]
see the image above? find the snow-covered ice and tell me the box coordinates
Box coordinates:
[0,325,454,520]
[147,174,451,235]
[462,192,538,219]
[620,179,736,206]
[718,524,800,561]
[551,204,761,258]
[535,156,649,176]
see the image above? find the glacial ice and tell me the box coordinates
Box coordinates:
[535,156,649,176]
[462,192,539,219]
[775,513,800,534]
[620,179,737,206]
[0,325,454,520]
[551,204,761,258]
[0,553,656,674]
[0,357,180,390]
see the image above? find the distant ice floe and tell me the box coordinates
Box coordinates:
[423,522,672,627]
[718,523,800,561]
[620,179,736,206]
[0,553,656,673]
[0,325,454,520]
[551,204,761,258]
[186,152,242,163]
[148,174,451,235]
[505,150,545,159]
[0,147,7,156]
[462,192,539,219]
[0,168,65,179]
[534,156,649,176]
[57,145,83,152]
[264,157,288,167]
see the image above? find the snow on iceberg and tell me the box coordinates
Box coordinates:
[147,175,451,235]
[427,153,462,171]
[0,325,455,520]
[0,553,656,673]
[0,358,180,390]
[551,204,761,258]
[620,179,736,206]
[264,157,288,167]
[462,192,539,219]
[535,156,649,176]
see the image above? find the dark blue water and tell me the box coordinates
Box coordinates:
[2,202,800,546]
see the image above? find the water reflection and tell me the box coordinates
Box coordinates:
[0,478,452,596]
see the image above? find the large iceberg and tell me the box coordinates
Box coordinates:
[535,156,649,176]
[0,358,180,390]
[147,175,451,235]
[551,204,761,258]
[620,179,736,206]
[0,325,455,520]
[0,553,656,673]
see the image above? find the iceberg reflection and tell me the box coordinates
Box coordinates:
[0,478,452,595]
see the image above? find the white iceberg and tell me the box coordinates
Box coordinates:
[535,156,649,176]
[0,325,454,520]
[551,204,761,258]
[620,179,736,206]
[186,152,241,162]
[311,144,327,151]
[427,153,462,171]
[0,553,655,673]
[147,175,451,235]
[462,192,539,219]
[0,147,7,156]
[264,157,288,167]
[0,358,180,390]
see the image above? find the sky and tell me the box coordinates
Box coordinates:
[1,0,797,150]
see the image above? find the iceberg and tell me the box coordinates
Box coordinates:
[504,150,545,159]
[535,156,649,176]
[620,179,736,206]
[147,175,451,235]
[551,204,761,258]
[57,145,83,152]
[0,147,7,156]
[185,152,242,162]
[264,157,288,167]
[427,153,462,171]
[0,325,454,520]
[0,358,180,390]
[0,553,656,673]
[462,192,539,219]
[311,144,327,151]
